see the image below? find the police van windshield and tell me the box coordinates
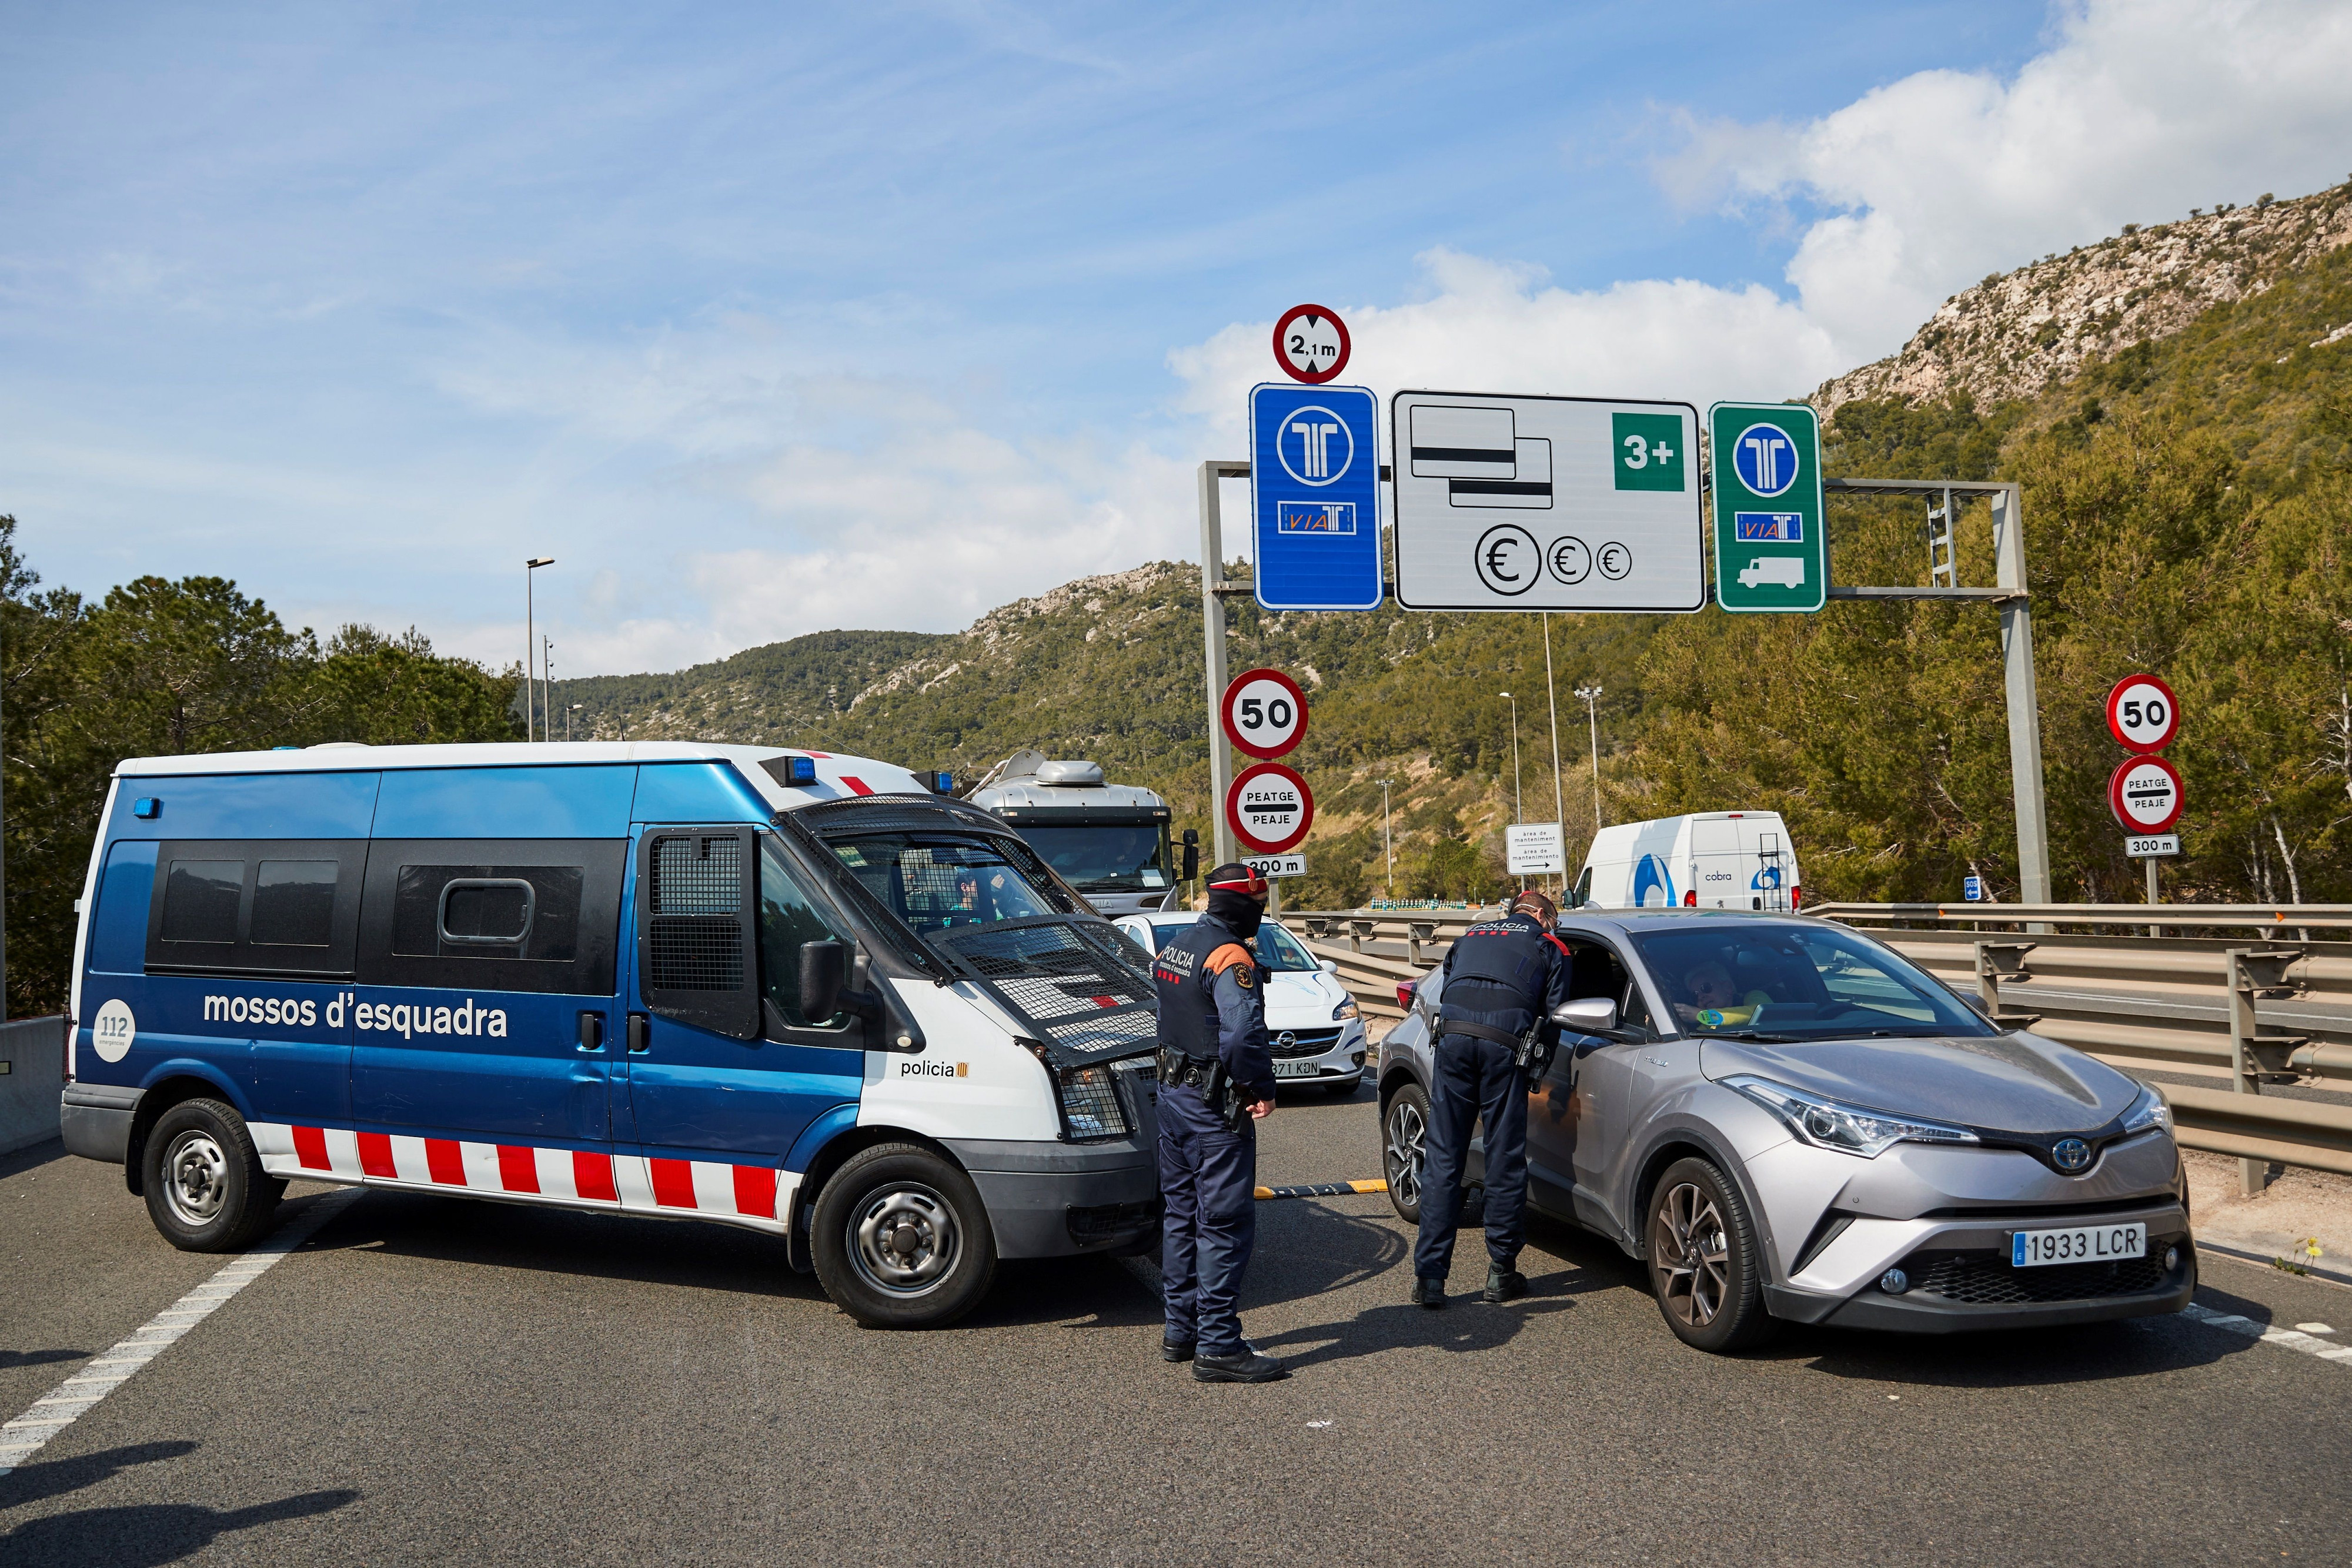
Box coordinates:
[827,834,1063,935]
[1629,924,1992,1040]
[1017,824,1171,892]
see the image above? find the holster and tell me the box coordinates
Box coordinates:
[1159,1047,1248,1132]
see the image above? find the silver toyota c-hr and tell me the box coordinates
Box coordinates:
[1377,909,2193,1352]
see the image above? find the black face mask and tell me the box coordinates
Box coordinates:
[1208,890,1266,940]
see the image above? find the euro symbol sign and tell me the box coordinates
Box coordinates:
[1474,524,1540,597]
[1486,540,1521,581]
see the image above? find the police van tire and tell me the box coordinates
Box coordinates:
[1644,1157,1776,1353]
[811,1143,997,1329]
[142,1098,284,1253]
[1382,1084,1432,1225]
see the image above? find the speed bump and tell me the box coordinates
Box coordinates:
[1254,1179,1388,1200]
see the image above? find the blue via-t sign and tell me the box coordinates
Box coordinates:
[1251,383,1382,611]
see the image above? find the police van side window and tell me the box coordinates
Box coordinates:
[359,840,624,997]
[758,837,850,1031]
[145,841,366,977]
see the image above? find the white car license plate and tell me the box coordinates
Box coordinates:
[1272,1059,1319,1079]
[2011,1222,2144,1267]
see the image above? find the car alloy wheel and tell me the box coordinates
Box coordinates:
[847,1182,962,1298]
[162,1128,232,1228]
[1650,1179,1730,1328]
[1384,1095,1426,1212]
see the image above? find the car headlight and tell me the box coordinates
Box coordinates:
[1332,998,1361,1021]
[2122,1084,2170,1136]
[1724,1075,1980,1159]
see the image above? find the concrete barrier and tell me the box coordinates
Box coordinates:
[0,1017,66,1156]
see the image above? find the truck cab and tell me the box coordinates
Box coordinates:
[967,751,1184,918]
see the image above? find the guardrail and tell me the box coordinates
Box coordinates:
[1287,904,2352,1183]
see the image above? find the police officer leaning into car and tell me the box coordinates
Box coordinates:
[1151,863,1286,1383]
[1413,888,1572,1308]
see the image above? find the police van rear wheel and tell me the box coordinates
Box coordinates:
[143,1098,283,1253]
[1382,1085,1431,1224]
[812,1144,997,1329]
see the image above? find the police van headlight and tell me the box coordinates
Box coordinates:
[1332,998,1361,1021]
[1058,1065,1131,1141]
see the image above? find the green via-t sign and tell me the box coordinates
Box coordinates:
[1709,402,1825,613]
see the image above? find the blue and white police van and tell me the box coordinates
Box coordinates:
[62,742,1164,1328]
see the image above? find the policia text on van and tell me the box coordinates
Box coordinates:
[62,743,1168,1328]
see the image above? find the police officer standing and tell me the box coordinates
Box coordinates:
[1413,889,1572,1309]
[1152,864,1287,1383]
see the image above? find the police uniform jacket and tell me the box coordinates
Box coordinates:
[1435,910,1574,1044]
[1151,914,1277,1104]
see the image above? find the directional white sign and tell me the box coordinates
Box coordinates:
[1242,852,1308,880]
[1391,392,1705,613]
[2124,834,2181,859]
[1506,823,1566,875]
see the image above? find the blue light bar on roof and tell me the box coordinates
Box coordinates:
[780,756,818,785]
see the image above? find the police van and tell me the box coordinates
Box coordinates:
[1568,811,1801,912]
[62,743,1164,1328]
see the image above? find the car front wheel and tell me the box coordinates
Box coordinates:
[1645,1156,1776,1352]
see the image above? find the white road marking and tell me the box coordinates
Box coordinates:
[2295,1322,2335,1335]
[0,1189,360,1475]
[2182,1302,2352,1366]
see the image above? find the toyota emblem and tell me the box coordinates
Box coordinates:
[2053,1138,2093,1173]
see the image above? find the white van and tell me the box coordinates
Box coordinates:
[1569,811,1800,912]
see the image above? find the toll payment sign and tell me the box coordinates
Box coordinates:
[1227,762,1314,854]
[1222,668,1308,759]
[2105,674,2180,753]
[2109,755,2184,834]
[1272,304,1351,384]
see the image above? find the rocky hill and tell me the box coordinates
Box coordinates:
[1815,180,2352,416]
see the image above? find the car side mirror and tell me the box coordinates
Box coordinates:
[799,940,848,1024]
[1180,829,1200,883]
[1553,997,1618,1035]
[1318,958,1338,975]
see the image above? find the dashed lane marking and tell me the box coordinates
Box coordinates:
[2181,1302,2352,1368]
[0,1188,361,1476]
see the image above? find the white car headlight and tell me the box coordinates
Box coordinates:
[2121,1085,2170,1136]
[1724,1075,1980,1159]
[1332,998,1360,1021]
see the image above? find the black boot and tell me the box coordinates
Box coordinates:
[1192,1347,1289,1383]
[1161,1338,1195,1363]
[1483,1264,1529,1303]
[1412,1276,1447,1309]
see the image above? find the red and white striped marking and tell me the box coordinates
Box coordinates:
[251,1123,794,1233]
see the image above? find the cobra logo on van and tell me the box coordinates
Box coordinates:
[202,991,509,1039]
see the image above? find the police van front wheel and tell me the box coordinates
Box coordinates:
[811,1144,998,1329]
[143,1098,284,1253]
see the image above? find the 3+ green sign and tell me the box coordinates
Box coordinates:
[1709,402,1825,613]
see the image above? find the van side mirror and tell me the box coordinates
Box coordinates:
[1552,997,1619,1035]
[1180,828,1200,883]
[799,940,848,1025]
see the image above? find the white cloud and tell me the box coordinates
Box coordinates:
[1667,0,2352,359]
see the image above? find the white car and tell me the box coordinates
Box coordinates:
[1112,914,1369,1095]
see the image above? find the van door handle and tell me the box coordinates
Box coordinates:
[627,1013,651,1054]
[577,1012,606,1052]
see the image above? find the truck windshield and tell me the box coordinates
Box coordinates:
[1629,924,1993,1039]
[1017,824,1170,892]
[826,834,1064,935]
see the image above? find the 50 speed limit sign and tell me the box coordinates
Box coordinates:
[1222,667,1309,759]
[2105,674,2180,753]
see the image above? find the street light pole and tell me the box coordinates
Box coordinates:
[1376,778,1394,902]
[543,637,554,744]
[524,557,553,741]
[569,703,581,743]
[1501,692,1522,824]
[1542,613,1568,891]
[1575,684,1603,831]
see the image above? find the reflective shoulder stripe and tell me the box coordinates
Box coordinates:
[1203,943,1254,974]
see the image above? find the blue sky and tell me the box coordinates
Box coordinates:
[5,1,2348,676]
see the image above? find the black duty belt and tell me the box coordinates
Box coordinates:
[1157,1050,1221,1092]
[1437,1019,1527,1051]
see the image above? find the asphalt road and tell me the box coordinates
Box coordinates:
[6,1089,2352,1566]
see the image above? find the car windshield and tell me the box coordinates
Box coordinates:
[827,833,1063,936]
[1251,922,1318,972]
[1017,824,1170,892]
[1628,923,1992,1039]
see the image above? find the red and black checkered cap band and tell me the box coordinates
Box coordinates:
[1205,864,1269,895]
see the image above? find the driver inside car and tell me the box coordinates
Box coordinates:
[1677,958,1773,1029]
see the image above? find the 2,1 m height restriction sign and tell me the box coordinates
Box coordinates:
[1710,402,1826,613]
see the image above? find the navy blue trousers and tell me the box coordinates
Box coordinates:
[1158,1081,1257,1356]
[1413,1034,1530,1281]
